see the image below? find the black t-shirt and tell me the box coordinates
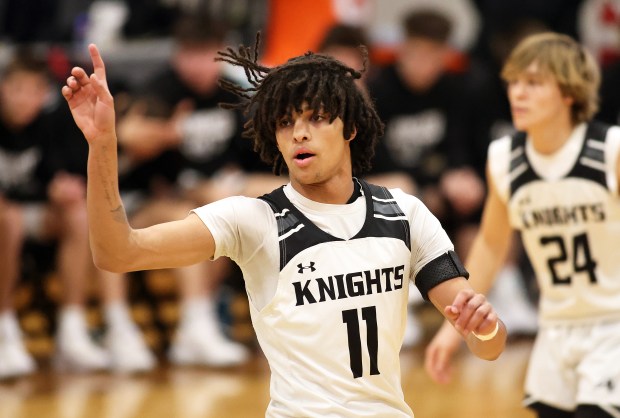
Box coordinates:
[45,97,92,176]
[0,108,58,202]
[138,67,244,178]
[0,92,98,202]
[117,66,252,193]
[457,59,516,178]
[367,65,472,187]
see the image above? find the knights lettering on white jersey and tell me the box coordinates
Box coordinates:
[489,122,620,324]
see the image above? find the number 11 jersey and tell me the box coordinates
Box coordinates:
[193,179,454,417]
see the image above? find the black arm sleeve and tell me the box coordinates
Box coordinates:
[415,250,469,301]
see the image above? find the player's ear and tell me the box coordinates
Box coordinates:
[346,126,357,141]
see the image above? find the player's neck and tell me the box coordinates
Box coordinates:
[528,117,575,155]
[290,175,355,204]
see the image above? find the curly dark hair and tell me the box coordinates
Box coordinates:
[216,34,384,176]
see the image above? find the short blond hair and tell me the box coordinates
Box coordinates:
[501,32,600,124]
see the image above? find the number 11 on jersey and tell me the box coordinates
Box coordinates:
[342,306,380,378]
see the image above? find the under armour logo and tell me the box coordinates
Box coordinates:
[297,262,316,273]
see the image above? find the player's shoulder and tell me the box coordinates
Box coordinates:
[382,186,421,204]
[488,134,513,160]
[360,181,418,203]
[194,194,273,219]
[605,123,620,141]
[584,121,620,167]
[487,134,513,176]
[371,185,429,218]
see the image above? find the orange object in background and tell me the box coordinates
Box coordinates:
[262,0,371,67]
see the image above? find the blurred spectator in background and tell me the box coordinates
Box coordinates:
[365,7,539,341]
[365,8,484,346]
[115,13,260,367]
[469,0,584,67]
[367,8,483,248]
[366,0,480,69]
[0,48,112,378]
[317,23,373,92]
[49,79,157,374]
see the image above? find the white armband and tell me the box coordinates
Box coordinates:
[471,322,499,341]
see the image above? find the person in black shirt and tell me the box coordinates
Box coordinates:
[366,9,487,346]
[115,14,258,367]
[0,48,112,378]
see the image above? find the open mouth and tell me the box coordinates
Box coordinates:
[295,153,314,160]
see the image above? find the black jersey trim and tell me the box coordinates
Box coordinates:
[509,122,611,197]
[415,251,469,301]
[259,186,336,270]
[509,132,538,196]
[258,180,411,271]
[353,181,410,249]
[566,121,609,188]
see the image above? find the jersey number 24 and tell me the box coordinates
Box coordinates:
[540,232,598,284]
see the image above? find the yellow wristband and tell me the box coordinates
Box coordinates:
[471,322,499,341]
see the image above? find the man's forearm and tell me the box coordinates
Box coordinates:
[86,136,132,271]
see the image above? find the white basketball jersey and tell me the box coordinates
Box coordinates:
[489,122,620,324]
[193,179,454,417]
[255,181,414,417]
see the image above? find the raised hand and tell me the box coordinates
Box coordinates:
[61,44,115,143]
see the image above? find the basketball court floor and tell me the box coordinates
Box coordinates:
[0,337,535,418]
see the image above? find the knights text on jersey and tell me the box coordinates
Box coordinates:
[489,122,620,323]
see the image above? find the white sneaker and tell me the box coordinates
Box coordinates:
[105,326,156,374]
[0,341,36,379]
[169,321,249,367]
[54,306,111,372]
[54,335,111,372]
[0,313,36,379]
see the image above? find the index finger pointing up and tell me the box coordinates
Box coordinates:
[88,43,107,82]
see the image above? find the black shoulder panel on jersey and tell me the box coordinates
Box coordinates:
[258,180,411,271]
[510,122,612,197]
[509,131,527,170]
[259,187,340,271]
[355,180,411,250]
[566,121,610,189]
[415,250,469,301]
[510,131,540,197]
